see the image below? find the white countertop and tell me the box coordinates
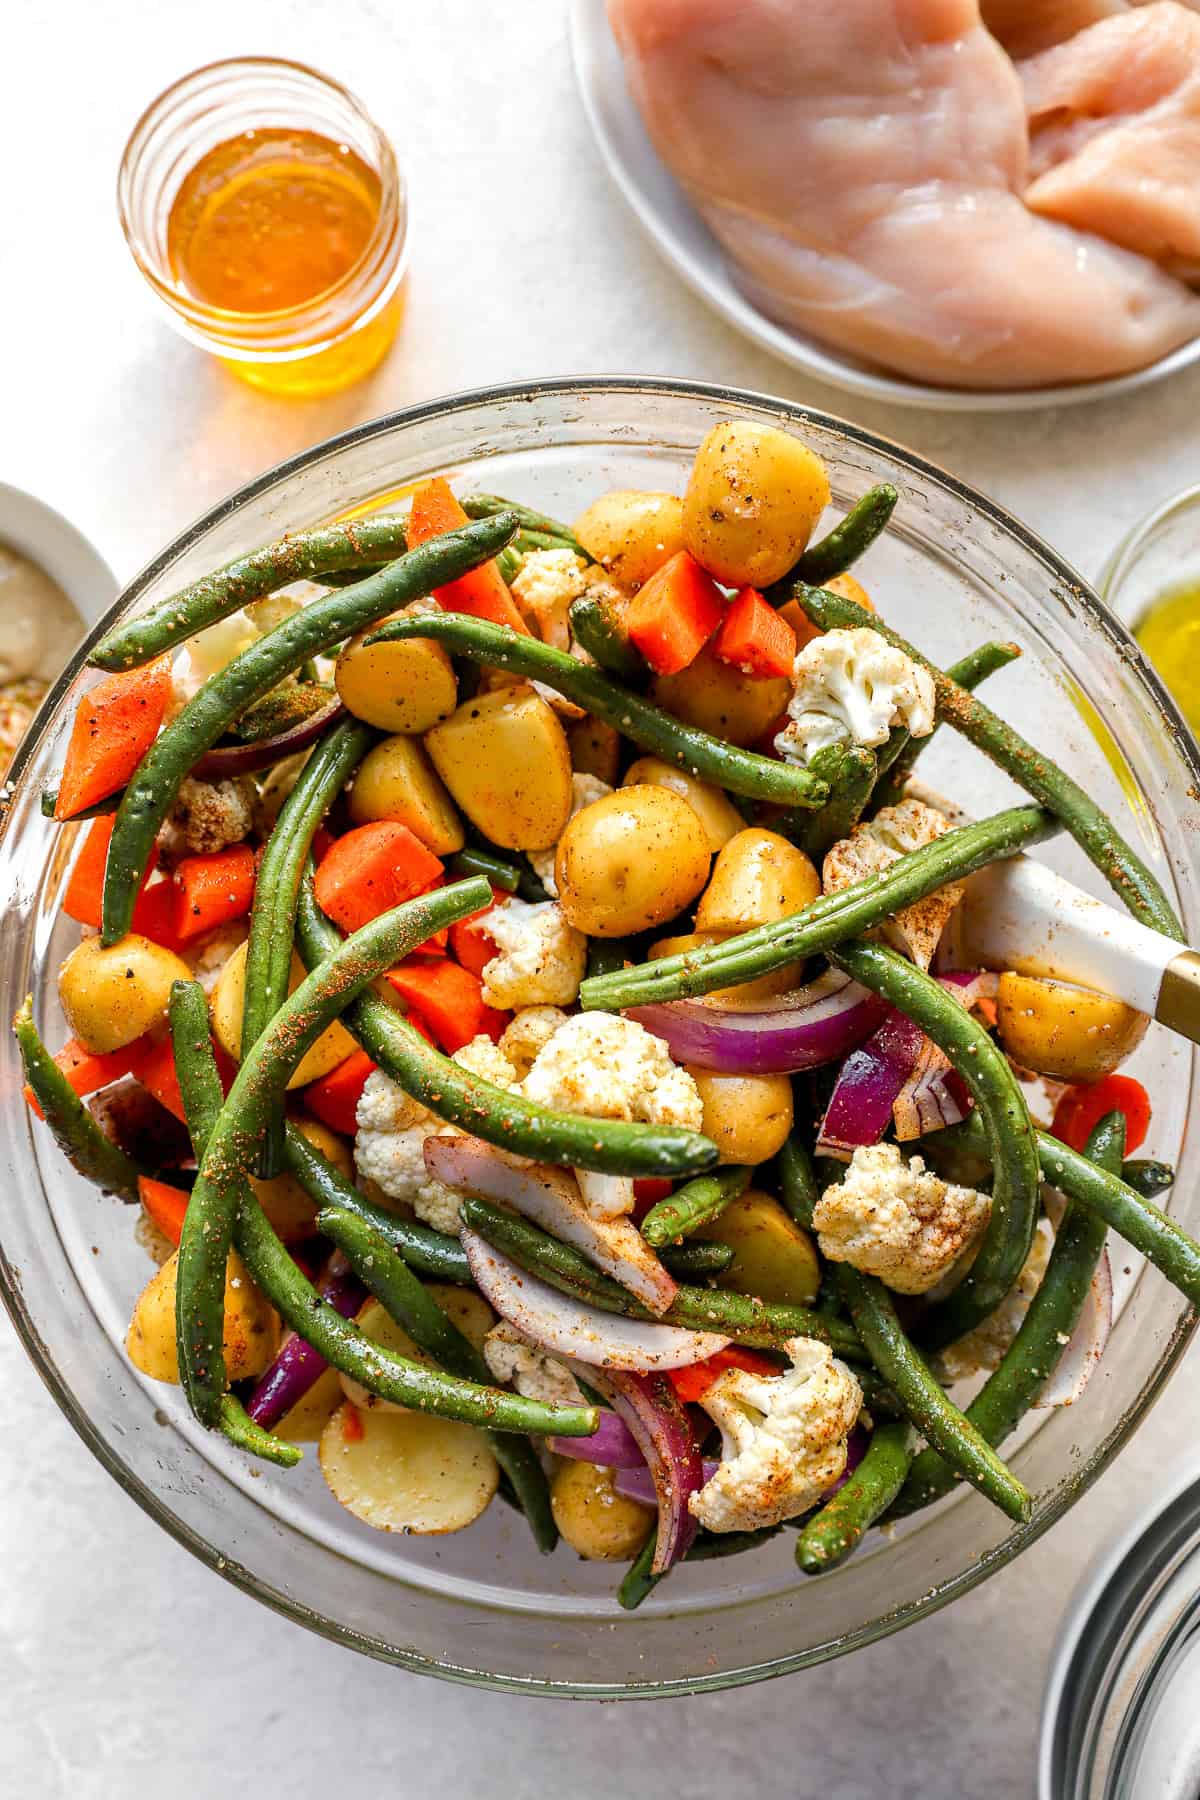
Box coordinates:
[3,2,1198,1793]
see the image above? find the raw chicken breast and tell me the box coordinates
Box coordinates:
[1024,3,1200,279]
[609,0,1200,388]
[982,0,1198,58]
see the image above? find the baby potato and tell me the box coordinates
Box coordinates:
[126,1248,279,1384]
[550,1459,655,1561]
[648,929,801,1006]
[695,827,821,933]
[276,1365,345,1444]
[349,734,464,854]
[425,685,573,851]
[996,973,1149,1082]
[250,1117,352,1242]
[652,643,791,748]
[687,1068,794,1166]
[211,941,355,1088]
[58,933,191,1054]
[622,755,744,854]
[573,490,685,592]
[555,784,711,937]
[335,603,458,734]
[320,1401,499,1535]
[695,1190,820,1306]
[683,420,831,588]
[568,715,622,785]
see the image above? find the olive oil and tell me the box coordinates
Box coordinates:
[1134,582,1200,734]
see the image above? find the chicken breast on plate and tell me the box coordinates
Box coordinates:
[981,0,1197,58]
[608,0,1200,387]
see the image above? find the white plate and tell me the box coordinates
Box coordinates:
[569,0,1200,413]
[0,482,117,631]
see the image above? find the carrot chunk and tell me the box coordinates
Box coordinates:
[303,1049,378,1136]
[668,1346,780,1404]
[408,478,529,633]
[138,1175,189,1248]
[712,586,798,680]
[23,1036,150,1120]
[63,816,160,928]
[173,844,256,942]
[625,551,725,676]
[54,658,171,820]
[313,822,443,937]
[385,956,508,1053]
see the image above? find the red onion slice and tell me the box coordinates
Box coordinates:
[576,1365,706,1572]
[426,1134,677,1314]
[461,1232,727,1370]
[1035,1246,1113,1408]
[550,1410,646,1468]
[193,698,347,779]
[628,969,888,1075]
[246,1252,365,1428]
[616,1457,718,1508]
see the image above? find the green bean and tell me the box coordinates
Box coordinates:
[1122,1158,1175,1199]
[294,878,718,1179]
[242,718,374,1176]
[580,804,1056,1011]
[495,546,522,586]
[892,1114,1122,1520]
[317,1207,557,1552]
[784,583,1182,940]
[41,788,120,822]
[618,1528,662,1610]
[448,846,521,893]
[91,514,412,672]
[791,485,898,585]
[100,514,518,945]
[641,1167,752,1247]
[232,681,338,743]
[944,1112,1200,1310]
[568,593,648,684]
[830,940,1040,1348]
[873,641,1021,810]
[836,1265,1030,1522]
[217,1394,302,1468]
[461,492,586,557]
[457,1195,866,1359]
[795,747,876,861]
[281,1125,473,1282]
[14,997,146,1199]
[361,613,829,810]
[778,1130,820,1230]
[660,1241,735,1277]
[795,1422,915,1574]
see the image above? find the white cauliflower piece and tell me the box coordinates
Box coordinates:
[482,1320,586,1407]
[937,1216,1055,1383]
[691,1337,862,1534]
[353,1044,519,1233]
[522,1010,703,1130]
[511,549,591,651]
[184,919,249,994]
[776,628,935,767]
[527,772,612,897]
[813,1142,992,1296]
[499,1006,571,1079]
[480,897,586,1009]
[823,799,963,971]
[161,775,256,855]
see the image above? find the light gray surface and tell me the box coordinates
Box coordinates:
[1,2,1197,1795]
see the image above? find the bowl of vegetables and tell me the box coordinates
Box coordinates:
[3,377,1198,1697]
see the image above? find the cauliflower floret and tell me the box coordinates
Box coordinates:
[511,549,591,651]
[813,1141,991,1295]
[937,1215,1055,1383]
[482,1320,586,1406]
[184,919,249,994]
[499,1006,571,1079]
[161,774,256,855]
[776,628,935,767]
[522,1010,703,1130]
[481,897,586,1009]
[823,799,963,971]
[691,1337,862,1534]
[353,1042,519,1233]
[527,772,613,897]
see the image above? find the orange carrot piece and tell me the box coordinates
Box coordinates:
[24,1036,150,1120]
[407,478,529,633]
[129,879,189,956]
[63,817,161,928]
[712,587,797,680]
[173,844,257,942]
[54,657,172,820]
[385,956,508,1053]
[138,1175,189,1249]
[303,1049,378,1136]
[668,1346,780,1404]
[625,551,725,676]
[448,911,499,979]
[313,822,443,937]
[132,1032,235,1123]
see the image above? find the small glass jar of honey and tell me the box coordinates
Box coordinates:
[118,57,408,398]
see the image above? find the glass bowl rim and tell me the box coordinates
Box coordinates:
[4,373,1197,1698]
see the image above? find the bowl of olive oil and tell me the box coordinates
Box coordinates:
[1102,486,1200,739]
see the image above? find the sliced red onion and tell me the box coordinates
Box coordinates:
[575,1365,705,1573]
[628,968,888,1075]
[1035,1247,1113,1408]
[426,1134,677,1314]
[616,1458,718,1507]
[461,1231,727,1370]
[246,1252,365,1428]
[193,698,346,779]
[550,1410,645,1468]
[893,1039,969,1142]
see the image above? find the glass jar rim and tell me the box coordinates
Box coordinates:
[1099,483,1200,609]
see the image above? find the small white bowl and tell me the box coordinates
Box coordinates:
[569,0,1200,414]
[0,482,118,640]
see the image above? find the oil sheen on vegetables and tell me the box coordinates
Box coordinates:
[1135,582,1200,734]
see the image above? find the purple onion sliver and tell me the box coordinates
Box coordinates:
[550,1409,645,1468]
[246,1253,365,1429]
[615,1458,718,1509]
[628,969,887,1075]
[193,699,347,780]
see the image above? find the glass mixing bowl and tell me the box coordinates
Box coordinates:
[2,379,1197,1697]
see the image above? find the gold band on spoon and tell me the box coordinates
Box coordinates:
[1156,951,1200,1043]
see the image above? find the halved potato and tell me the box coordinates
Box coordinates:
[550,1460,654,1561]
[349,734,465,854]
[695,1189,820,1306]
[210,941,355,1088]
[126,1249,279,1384]
[425,686,573,851]
[335,605,458,734]
[276,1364,345,1443]
[320,1402,499,1534]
